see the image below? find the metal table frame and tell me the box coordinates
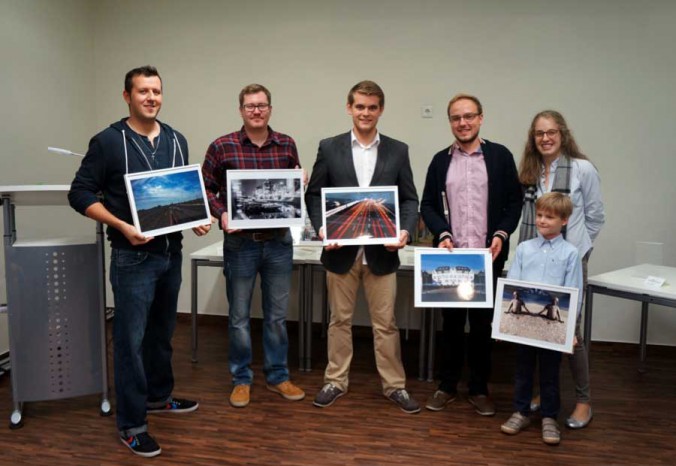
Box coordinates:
[189,243,432,379]
[585,264,676,372]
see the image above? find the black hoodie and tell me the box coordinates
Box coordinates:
[68,118,189,253]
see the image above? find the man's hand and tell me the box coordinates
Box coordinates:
[192,217,214,236]
[296,165,308,187]
[319,226,342,250]
[120,222,153,245]
[489,236,503,261]
[384,230,409,251]
[438,237,454,251]
[220,212,241,234]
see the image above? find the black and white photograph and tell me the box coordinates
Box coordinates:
[124,164,211,237]
[491,278,579,353]
[321,186,400,246]
[227,169,304,229]
[414,248,493,308]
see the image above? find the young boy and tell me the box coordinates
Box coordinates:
[500,193,583,445]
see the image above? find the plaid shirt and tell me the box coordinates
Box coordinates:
[202,126,300,218]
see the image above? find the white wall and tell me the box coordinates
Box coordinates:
[0,0,96,349]
[2,0,675,344]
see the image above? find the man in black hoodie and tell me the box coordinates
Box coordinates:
[69,66,210,458]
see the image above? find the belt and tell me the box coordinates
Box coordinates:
[231,229,285,242]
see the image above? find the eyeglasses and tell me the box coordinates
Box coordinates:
[534,129,560,139]
[449,112,480,124]
[242,103,270,112]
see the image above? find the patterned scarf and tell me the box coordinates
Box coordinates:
[518,156,572,243]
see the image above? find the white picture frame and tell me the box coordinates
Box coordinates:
[124,164,211,238]
[414,248,493,308]
[321,186,400,246]
[491,278,579,354]
[226,169,304,230]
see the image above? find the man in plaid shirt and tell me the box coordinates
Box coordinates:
[202,84,305,408]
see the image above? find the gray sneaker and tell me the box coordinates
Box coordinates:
[501,411,531,435]
[425,390,457,411]
[313,383,345,408]
[388,389,421,414]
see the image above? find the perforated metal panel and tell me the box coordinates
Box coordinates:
[6,244,103,402]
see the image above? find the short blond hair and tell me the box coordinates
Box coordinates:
[447,93,483,120]
[536,192,573,219]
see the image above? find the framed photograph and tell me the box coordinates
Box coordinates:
[124,164,211,237]
[321,186,400,246]
[227,169,304,230]
[491,278,579,353]
[414,248,493,308]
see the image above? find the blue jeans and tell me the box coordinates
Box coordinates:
[223,232,292,386]
[110,248,181,436]
[514,345,562,418]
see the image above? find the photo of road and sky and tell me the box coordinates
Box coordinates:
[130,170,208,233]
[324,190,397,241]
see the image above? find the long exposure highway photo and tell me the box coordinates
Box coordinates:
[323,188,399,243]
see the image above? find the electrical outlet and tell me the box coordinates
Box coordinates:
[421,105,433,119]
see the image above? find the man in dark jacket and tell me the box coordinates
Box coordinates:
[69,66,209,458]
[305,81,420,414]
[420,94,522,416]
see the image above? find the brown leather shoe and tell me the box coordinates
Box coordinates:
[230,384,250,408]
[468,394,496,416]
[425,390,457,411]
[266,380,306,401]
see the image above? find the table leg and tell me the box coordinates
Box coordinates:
[639,302,649,373]
[305,265,314,371]
[584,286,594,356]
[418,308,427,381]
[297,264,306,371]
[191,259,198,363]
[427,309,437,382]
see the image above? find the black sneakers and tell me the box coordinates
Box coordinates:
[313,383,345,407]
[388,389,421,414]
[147,398,199,414]
[120,432,161,457]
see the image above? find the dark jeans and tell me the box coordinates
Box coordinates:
[223,232,293,386]
[110,248,181,436]
[437,258,503,396]
[514,345,562,418]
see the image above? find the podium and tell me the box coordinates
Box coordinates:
[0,185,110,428]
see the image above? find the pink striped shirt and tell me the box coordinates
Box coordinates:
[446,143,488,248]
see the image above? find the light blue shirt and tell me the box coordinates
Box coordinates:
[539,157,605,257]
[507,233,583,310]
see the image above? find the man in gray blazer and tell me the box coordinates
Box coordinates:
[305,80,420,413]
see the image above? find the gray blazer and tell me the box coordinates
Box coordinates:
[305,132,419,275]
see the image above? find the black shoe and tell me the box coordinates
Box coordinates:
[388,389,421,414]
[313,383,345,408]
[120,432,161,457]
[147,398,199,414]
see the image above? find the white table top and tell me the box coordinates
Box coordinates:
[588,263,676,301]
[0,185,71,206]
[191,240,417,268]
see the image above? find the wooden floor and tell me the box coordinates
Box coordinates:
[1,316,675,465]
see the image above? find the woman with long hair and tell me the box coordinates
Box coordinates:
[518,110,605,429]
